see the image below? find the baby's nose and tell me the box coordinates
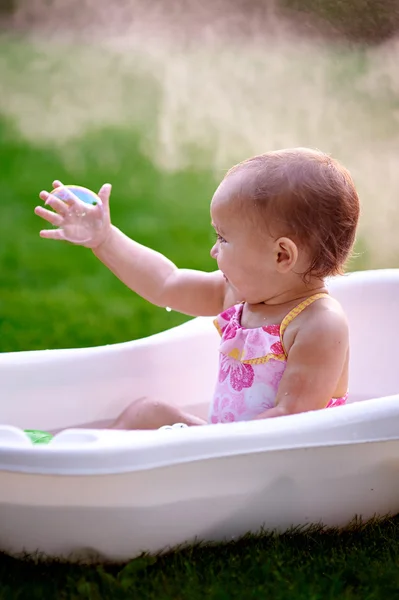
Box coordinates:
[210,243,218,259]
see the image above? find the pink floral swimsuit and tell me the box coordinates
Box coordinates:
[209,293,348,424]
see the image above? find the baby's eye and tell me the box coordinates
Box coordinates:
[216,233,226,243]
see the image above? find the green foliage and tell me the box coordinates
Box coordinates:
[0,0,15,16]
[282,0,399,43]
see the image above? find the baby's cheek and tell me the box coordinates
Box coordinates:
[217,245,228,264]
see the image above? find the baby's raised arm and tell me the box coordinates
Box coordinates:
[35,181,231,318]
[93,225,229,317]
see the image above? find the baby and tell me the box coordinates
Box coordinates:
[35,147,360,431]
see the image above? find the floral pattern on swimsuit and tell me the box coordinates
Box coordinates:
[208,295,348,424]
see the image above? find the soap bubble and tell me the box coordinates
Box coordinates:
[52,185,107,245]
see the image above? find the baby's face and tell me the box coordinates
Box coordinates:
[210,172,281,304]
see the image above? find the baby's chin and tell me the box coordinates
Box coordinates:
[225,279,245,303]
[223,275,266,305]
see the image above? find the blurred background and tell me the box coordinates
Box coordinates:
[1,0,399,352]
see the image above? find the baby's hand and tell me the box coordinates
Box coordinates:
[34,180,112,249]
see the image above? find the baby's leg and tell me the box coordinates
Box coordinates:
[109,397,207,430]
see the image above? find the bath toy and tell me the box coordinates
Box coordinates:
[50,184,105,244]
[52,185,101,206]
[24,429,53,445]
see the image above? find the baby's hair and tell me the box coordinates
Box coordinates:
[225,148,360,280]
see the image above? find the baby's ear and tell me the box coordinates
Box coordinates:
[275,237,298,272]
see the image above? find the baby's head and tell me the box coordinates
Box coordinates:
[210,147,360,303]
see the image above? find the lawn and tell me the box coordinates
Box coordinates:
[1,34,399,598]
[1,519,399,599]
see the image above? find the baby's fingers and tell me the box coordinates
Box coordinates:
[34,205,64,227]
[39,228,66,241]
[51,181,80,205]
[39,191,70,215]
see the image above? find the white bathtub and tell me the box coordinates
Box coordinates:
[1,269,399,563]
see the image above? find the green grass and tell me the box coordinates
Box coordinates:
[1,519,399,599]
[1,35,398,599]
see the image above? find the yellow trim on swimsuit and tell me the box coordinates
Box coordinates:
[279,292,330,356]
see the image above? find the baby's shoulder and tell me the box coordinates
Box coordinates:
[284,295,349,353]
[303,296,348,334]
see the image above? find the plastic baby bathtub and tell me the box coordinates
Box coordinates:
[1,268,399,563]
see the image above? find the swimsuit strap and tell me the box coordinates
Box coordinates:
[279,293,330,355]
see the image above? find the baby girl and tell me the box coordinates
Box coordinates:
[34,147,360,432]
